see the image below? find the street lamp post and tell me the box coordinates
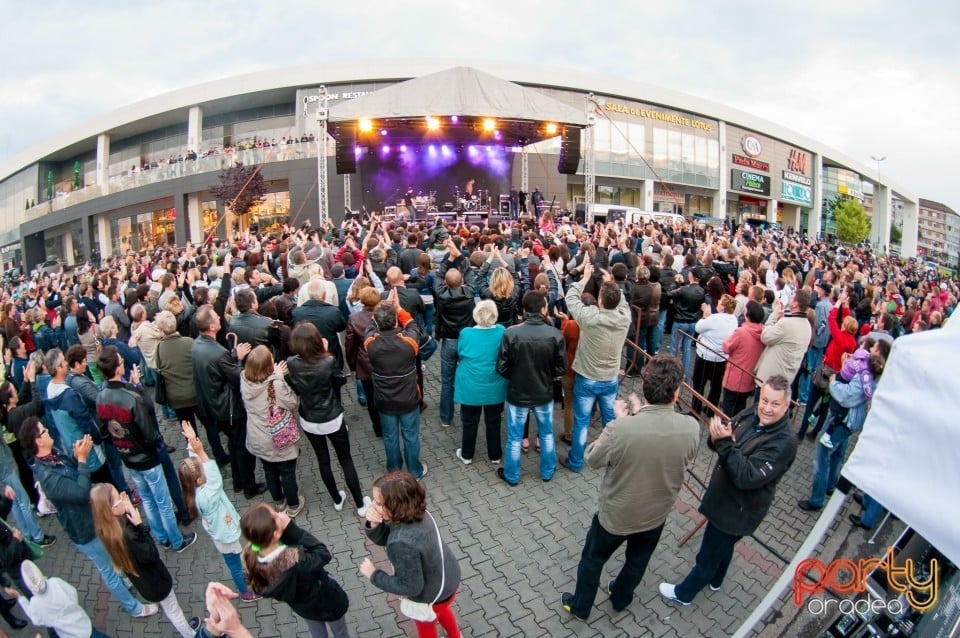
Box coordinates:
[870,155,886,250]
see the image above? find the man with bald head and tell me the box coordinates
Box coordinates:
[292,278,347,366]
[381,266,426,331]
[433,238,477,428]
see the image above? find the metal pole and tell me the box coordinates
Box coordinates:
[521,146,529,195]
[343,174,352,213]
[584,94,598,213]
[316,86,329,225]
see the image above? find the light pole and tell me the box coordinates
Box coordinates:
[870,154,886,250]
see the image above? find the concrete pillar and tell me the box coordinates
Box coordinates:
[900,199,919,259]
[187,193,203,244]
[808,152,823,238]
[783,205,801,232]
[97,216,112,256]
[187,106,203,153]
[871,184,891,251]
[767,199,778,223]
[97,134,110,194]
[639,180,655,211]
[81,216,92,264]
[63,232,74,265]
[713,121,727,218]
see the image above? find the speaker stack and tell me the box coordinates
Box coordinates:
[557,126,582,175]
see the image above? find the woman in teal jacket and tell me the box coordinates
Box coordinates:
[453,300,507,465]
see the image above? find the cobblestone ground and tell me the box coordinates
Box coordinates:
[23,351,904,637]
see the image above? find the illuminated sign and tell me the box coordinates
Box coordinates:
[741,135,763,157]
[601,102,714,131]
[781,181,812,205]
[733,154,770,172]
[787,149,809,174]
[731,169,770,196]
[783,170,812,187]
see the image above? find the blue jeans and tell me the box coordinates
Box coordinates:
[808,420,852,507]
[355,379,367,404]
[380,408,423,478]
[799,346,824,404]
[440,338,459,424]
[128,464,184,548]
[568,514,665,617]
[672,322,697,379]
[504,402,556,483]
[568,374,618,471]
[638,324,657,358]
[76,537,144,615]
[860,493,886,527]
[675,521,741,603]
[654,308,670,355]
[423,304,434,339]
[4,471,42,541]
[223,552,249,594]
[103,441,130,494]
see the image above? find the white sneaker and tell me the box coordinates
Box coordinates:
[419,464,428,480]
[658,583,689,606]
[135,603,160,618]
[333,490,347,512]
[441,421,452,428]
[357,495,372,517]
[819,432,834,449]
[455,448,472,465]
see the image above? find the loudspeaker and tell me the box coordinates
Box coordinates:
[557,126,581,175]
[487,214,503,228]
[575,203,586,224]
[499,200,510,214]
[335,126,356,174]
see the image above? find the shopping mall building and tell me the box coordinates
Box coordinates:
[0,60,921,271]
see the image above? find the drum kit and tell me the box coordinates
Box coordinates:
[395,186,492,215]
[456,188,490,212]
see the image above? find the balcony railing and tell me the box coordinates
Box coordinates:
[24,141,325,221]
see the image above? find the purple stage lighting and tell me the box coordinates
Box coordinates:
[382,145,390,153]
[428,145,437,155]
[380,129,388,136]
[441,145,450,155]
[354,146,362,155]
[400,145,407,152]
[451,115,458,123]
[493,130,501,140]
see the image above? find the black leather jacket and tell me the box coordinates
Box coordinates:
[669,283,706,324]
[496,313,565,407]
[286,355,346,424]
[434,256,477,339]
[191,334,244,424]
[228,311,279,354]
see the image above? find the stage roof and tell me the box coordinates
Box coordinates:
[327,66,587,146]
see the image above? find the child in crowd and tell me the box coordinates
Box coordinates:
[5,559,109,638]
[819,339,881,449]
[177,422,259,602]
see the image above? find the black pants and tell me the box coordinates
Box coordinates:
[460,403,503,461]
[261,458,299,508]
[305,424,363,507]
[568,514,665,617]
[360,379,382,438]
[9,441,38,505]
[721,388,751,420]
[675,521,741,602]
[798,381,831,439]
[691,356,726,414]
[218,420,257,493]
[176,406,229,463]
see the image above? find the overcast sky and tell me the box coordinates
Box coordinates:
[2,0,958,209]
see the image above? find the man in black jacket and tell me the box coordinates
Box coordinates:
[433,240,476,428]
[667,269,705,379]
[364,290,425,479]
[228,289,280,356]
[655,250,677,355]
[95,347,196,552]
[658,375,798,606]
[496,291,565,486]
[292,279,348,367]
[191,306,267,499]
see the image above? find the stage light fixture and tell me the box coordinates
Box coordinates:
[380,129,388,136]
[546,123,558,135]
[451,115,459,123]
[428,144,437,155]
[358,119,373,133]
[382,145,390,153]
[483,118,496,132]
[400,145,407,152]
[354,146,362,155]
[426,116,440,131]
[493,130,501,140]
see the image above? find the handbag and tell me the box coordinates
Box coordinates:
[399,511,444,622]
[0,518,43,560]
[812,362,836,394]
[153,345,169,405]
[267,380,300,450]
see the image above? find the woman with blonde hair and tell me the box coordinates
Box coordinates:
[480,265,521,327]
[453,300,507,465]
[241,346,304,516]
[89,483,198,636]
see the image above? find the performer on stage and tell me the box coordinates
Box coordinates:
[509,186,519,219]
[531,187,544,220]
[464,179,476,198]
[403,186,416,221]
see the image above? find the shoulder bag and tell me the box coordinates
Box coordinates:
[267,380,300,449]
[399,511,444,622]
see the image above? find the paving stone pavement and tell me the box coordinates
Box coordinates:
[22,351,904,637]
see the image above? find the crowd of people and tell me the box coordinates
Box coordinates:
[0,206,953,634]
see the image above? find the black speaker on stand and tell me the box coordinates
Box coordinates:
[575,203,586,224]
[557,127,582,175]
[335,125,357,174]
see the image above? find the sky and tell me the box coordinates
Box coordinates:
[2,0,958,209]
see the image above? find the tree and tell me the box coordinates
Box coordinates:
[890,222,903,245]
[832,196,870,244]
[211,162,266,218]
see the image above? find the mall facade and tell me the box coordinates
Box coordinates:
[0,61,920,271]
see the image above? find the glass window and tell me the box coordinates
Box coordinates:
[681,133,696,172]
[594,120,611,159]
[202,200,220,240]
[247,191,291,233]
[628,123,644,158]
[653,128,668,169]
[668,130,682,173]
[609,120,629,160]
[110,217,133,256]
[136,212,154,252]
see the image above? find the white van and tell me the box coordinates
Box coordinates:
[585,204,683,227]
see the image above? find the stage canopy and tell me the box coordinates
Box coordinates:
[327,66,587,146]
[841,317,960,566]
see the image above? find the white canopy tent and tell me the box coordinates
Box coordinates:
[734,317,960,636]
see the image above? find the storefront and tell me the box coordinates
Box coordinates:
[109,205,176,255]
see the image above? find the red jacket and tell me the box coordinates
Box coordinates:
[823,306,856,371]
[721,321,764,393]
